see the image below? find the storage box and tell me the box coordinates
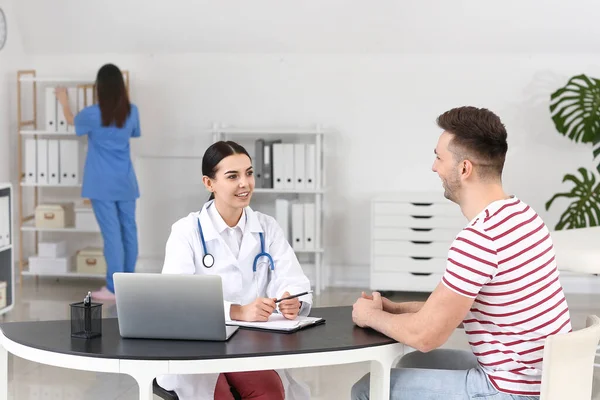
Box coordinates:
[75,202,100,231]
[39,240,67,258]
[35,203,75,229]
[76,247,106,275]
[0,281,7,309]
[29,256,72,274]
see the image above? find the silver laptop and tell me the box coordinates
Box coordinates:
[113,273,239,341]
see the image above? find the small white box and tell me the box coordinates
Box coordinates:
[75,202,100,231]
[38,241,67,258]
[28,256,72,274]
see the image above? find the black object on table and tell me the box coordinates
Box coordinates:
[70,293,102,340]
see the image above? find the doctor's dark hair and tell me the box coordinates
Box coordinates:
[437,106,508,180]
[202,141,252,201]
[95,63,131,128]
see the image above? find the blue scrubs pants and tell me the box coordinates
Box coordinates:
[90,200,138,293]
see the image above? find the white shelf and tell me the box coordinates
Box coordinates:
[18,77,93,83]
[21,270,104,279]
[21,181,82,188]
[21,222,99,233]
[212,128,324,136]
[254,188,324,194]
[295,248,324,253]
[20,130,77,136]
[0,245,11,253]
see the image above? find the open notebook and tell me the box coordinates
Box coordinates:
[227,314,325,333]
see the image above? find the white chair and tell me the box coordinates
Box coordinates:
[551,226,600,368]
[540,315,600,400]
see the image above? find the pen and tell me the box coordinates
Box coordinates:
[84,291,92,333]
[275,290,313,303]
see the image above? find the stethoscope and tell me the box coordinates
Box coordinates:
[197,217,275,273]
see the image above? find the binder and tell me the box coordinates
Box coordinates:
[275,199,290,243]
[0,196,8,247]
[59,140,79,185]
[273,143,285,190]
[85,86,95,106]
[262,139,281,189]
[303,203,316,250]
[25,138,37,184]
[45,87,57,132]
[283,144,295,190]
[254,139,264,188]
[48,140,60,185]
[56,97,68,133]
[294,144,306,190]
[66,87,78,132]
[305,144,316,190]
[37,139,49,185]
[77,86,86,112]
[291,203,304,251]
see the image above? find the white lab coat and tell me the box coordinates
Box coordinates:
[156,201,313,400]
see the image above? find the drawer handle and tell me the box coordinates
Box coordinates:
[44,212,55,220]
[410,202,433,206]
[86,258,97,266]
[411,241,432,245]
[410,272,432,276]
[410,215,432,219]
[410,256,433,260]
[410,228,432,232]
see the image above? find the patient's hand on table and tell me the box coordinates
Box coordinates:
[353,292,384,328]
[279,291,301,320]
[234,297,277,322]
[361,291,395,313]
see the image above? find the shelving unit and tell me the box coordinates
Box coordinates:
[211,124,328,294]
[16,70,129,282]
[0,183,15,316]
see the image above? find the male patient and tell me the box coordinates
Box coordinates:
[352,107,571,399]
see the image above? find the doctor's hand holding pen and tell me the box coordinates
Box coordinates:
[278,291,301,320]
[230,297,277,322]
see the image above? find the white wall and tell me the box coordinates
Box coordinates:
[6,1,600,286]
[20,53,600,281]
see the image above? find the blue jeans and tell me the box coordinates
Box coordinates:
[351,350,539,400]
[91,200,138,293]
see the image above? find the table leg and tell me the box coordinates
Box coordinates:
[0,345,7,400]
[136,377,153,400]
[120,360,168,400]
[369,350,399,400]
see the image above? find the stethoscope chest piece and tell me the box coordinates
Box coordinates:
[203,253,215,268]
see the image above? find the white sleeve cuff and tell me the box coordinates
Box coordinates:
[224,301,233,321]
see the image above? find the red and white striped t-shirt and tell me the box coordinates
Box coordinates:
[442,196,572,396]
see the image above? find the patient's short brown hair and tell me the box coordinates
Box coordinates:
[437,106,508,179]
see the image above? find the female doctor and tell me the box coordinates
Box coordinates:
[157,141,313,400]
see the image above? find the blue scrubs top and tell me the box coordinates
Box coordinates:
[74,104,141,201]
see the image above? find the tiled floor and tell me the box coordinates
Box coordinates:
[2,278,599,399]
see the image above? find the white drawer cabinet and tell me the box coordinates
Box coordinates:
[370,192,465,292]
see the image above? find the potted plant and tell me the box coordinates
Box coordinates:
[545,75,600,229]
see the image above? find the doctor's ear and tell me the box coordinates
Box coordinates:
[202,176,214,193]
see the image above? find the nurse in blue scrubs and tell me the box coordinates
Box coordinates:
[55,63,141,301]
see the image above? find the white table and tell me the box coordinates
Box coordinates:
[0,306,404,399]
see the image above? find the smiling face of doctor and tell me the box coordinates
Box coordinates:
[202,141,255,224]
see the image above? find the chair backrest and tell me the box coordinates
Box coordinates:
[540,315,600,400]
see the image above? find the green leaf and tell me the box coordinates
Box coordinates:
[550,74,600,144]
[545,168,600,230]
